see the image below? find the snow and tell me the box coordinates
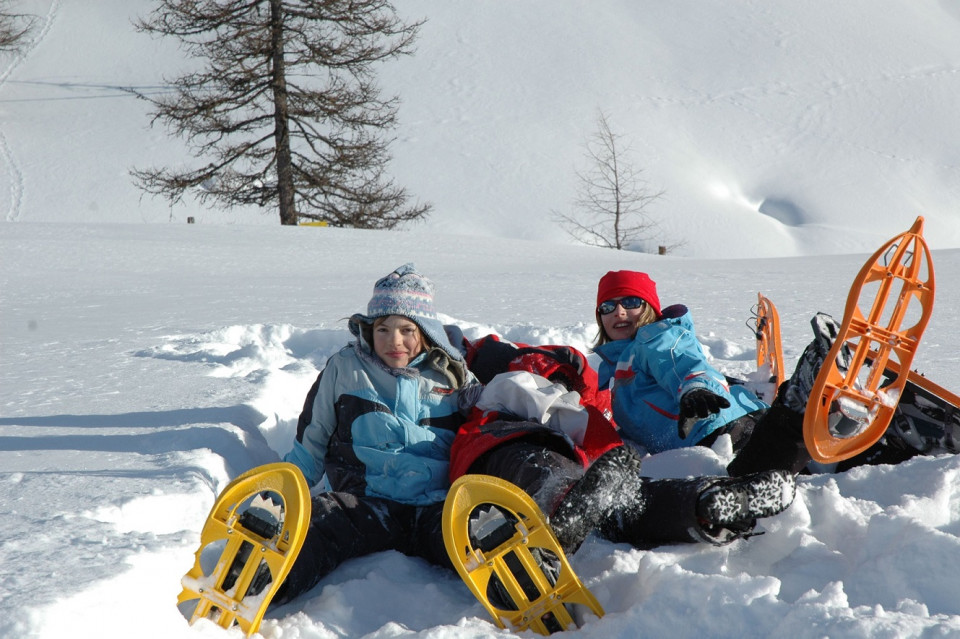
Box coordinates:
[3,1,960,637]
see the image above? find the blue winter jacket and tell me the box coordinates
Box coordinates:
[594,305,768,454]
[284,323,477,505]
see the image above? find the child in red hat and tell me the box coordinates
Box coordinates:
[592,269,862,478]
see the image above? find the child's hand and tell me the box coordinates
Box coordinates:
[677,389,730,439]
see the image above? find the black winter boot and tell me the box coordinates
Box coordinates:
[782,313,849,413]
[602,470,795,548]
[836,385,960,470]
[782,312,868,438]
[550,445,645,554]
[468,502,562,619]
[696,470,796,527]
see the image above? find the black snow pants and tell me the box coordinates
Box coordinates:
[272,491,450,606]
[470,439,714,550]
[724,402,813,477]
[724,398,933,476]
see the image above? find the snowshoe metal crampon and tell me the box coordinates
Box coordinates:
[443,474,604,635]
[177,462,310,636]
[803,216,935,463]
[876,354,960,413]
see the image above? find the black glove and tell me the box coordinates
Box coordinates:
[677,389,730,439]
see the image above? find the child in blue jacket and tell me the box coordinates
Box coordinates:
[591,269,960,477]
[275,263,481,604]
[592,269,827,477]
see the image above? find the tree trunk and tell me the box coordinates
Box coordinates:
[270,0,297,226]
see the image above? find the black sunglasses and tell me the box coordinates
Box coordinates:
[598,296,646,315]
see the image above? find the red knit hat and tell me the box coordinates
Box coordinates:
[596,270,662,317]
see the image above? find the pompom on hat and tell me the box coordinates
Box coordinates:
[351,263,463,361]
[596,270,662,317]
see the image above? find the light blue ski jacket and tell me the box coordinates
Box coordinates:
[594,305,768,454]
[284,320,477,505]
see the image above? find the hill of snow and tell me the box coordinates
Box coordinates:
[3,0,960,256]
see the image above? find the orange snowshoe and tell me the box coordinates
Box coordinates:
[803,216,935,463]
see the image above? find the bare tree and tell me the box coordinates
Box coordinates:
[555,111,670,251]
[0,1,35,54]
[131,0,430,227]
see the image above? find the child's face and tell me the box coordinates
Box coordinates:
[373,315,424,368]
[600,298,646,342]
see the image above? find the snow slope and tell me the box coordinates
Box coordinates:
[3,1,960,638]
[3,0,960,255]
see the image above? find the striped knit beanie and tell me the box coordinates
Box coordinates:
[353,263,463,361]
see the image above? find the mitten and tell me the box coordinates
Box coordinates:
[678,389,730,439]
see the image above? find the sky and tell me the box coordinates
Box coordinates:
[3,1,960,638]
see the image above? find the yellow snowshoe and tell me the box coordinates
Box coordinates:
[177,462,310,636]
[443,474,604,635]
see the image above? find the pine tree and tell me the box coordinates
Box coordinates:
[0,1,35,54]
[132,0,430,227]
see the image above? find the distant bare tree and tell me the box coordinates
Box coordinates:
[0,1,35,54]
[555,111,672,252]
[131,0,430,227]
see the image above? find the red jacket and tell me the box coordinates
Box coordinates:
[449,335,622,481]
